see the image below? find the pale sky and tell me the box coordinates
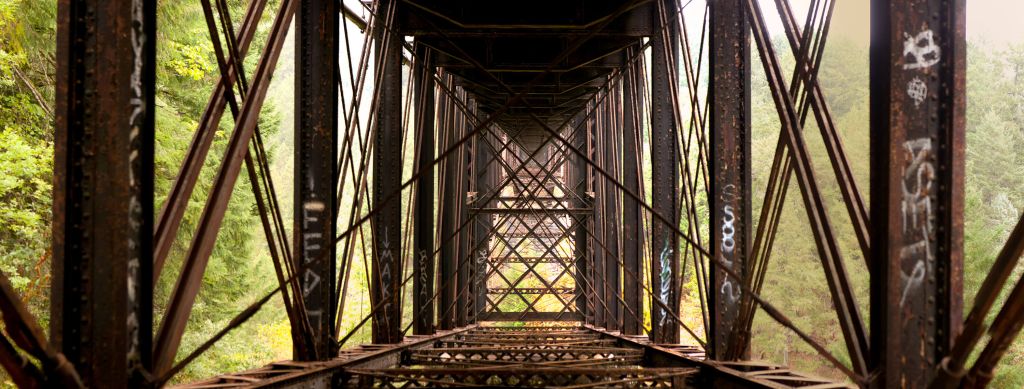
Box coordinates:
[346,0,1024,49]
[752,0,1024,48]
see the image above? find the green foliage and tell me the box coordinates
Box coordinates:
[0,0,294,384]
[148,0,290,382]
[744,36,1024,385]
[1,0,1023,385]
[0,0,55,322]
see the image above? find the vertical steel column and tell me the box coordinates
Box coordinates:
[571,113,591,321]
[52,0,155,386]
[603,85,622,331]
[649,0,681,344]
[583,102,598,325]
[438,75,458,330]
[473,126,494,321]
[709,0,751,360]
[412,43,436,335]
[590,104,606,327]
[371,0,403,344]
[621,48,645,336]
[295,0,338,358]
[869,0,965,386]
[456,97,471,328]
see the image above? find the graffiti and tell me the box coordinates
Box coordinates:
[721,205,736,259]
[300,161,327,331]
[126,0,147,371]
[658,241,673,327]
[301,199,325,299]
[379,227,393,312]
[907,77,927,107]
[418,250,430,302]
[720,281,741,306]
[898,138,935,307]
[719,186,740,306]
[902,29,941,70]
[476,249,488,290]
[900,252,927,306]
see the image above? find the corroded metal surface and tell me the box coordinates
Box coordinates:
[24,0,1013,387]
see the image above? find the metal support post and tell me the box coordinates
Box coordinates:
[650,0,681,344]
[603,87,621,331]
[473,129,495,321]
[456,98,471,328]
[621,49,645,336]
[413,42,436,336]
[870,0,965,385]
[709,0,751,360]
[438,75,458,330]
[52,0,156,385]
[590,106,606,327]
[295,0,338,358]
[571,114,591,322]
[371,0,403,344]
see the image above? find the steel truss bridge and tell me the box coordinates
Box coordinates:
[1,0,1022,388]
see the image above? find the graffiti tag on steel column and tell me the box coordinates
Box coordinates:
[301,173,325,325]
[718,184,741,319]
[657,240,673,328]
[895,19,943,379]
[126,0,147,371]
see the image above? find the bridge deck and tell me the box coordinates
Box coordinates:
[176,324,851,388]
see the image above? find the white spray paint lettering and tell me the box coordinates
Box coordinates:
[379,227,393,314]
[658,242,673,327]
[302,173,324,321]
[126,0,146,371]
[907,77,927,107]
[902,29,941,70]
[902,28,940,111]
[476,249,488,291]
[898,138,935,306]
[418,250,430,302]
[719,185,741,306]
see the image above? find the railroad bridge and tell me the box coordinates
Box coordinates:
[2,0,1023,388]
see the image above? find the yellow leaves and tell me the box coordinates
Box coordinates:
[166,40,214,81]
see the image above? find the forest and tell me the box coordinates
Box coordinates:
[0,0,1022,386]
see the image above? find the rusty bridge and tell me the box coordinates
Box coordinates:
[1,0,1023,387]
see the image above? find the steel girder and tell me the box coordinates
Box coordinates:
[52,0,156,386]
[649,0,682,344]
[295,0,339,359]
[621,47,645,336]
[869,0,966,386]
[412,42,437,336]
[708,0,751,361]
[370,0,405,344]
